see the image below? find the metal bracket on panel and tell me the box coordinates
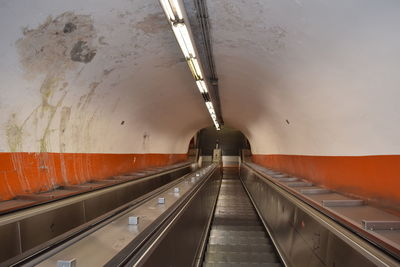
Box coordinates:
[362,220,400,231]
[300,188,331,194]
[57,259,77,267]
[322,199,364,207]
[276,177,298,182]
[128,216,139,225]
[286,181,313,187]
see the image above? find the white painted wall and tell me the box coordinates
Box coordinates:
[209,0,400,156]
[0,0,210,153]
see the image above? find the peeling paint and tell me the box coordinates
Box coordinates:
[103,68,115,76]
[3,1,208,157]
[63,22,77,33]
[70,40,96,63]
[98,36,109,45]
[16,11,97,77]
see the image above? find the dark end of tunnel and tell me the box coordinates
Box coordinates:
[191,126,250,156]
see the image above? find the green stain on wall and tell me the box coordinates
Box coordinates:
[59,106,71,152]
[6,114,23,152]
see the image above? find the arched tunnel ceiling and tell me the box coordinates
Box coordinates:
[0,0,211,154]
[0,0,400,156]
[207,0,400,155]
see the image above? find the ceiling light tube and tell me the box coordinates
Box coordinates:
[172,25,191,58]
[160,0,176,21]
[213,120,220,130]
[205,101,213,109]
[178,24,195,57]
[196,80,208,93]
[188,58,202,80]
[207,104,215,114]
[171,0,183,20]
[159,0,220,131]
[172,23,195,58]
[191,57,203,78]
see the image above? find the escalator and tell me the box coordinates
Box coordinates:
[10,164,395,266]
[203,168,283,267]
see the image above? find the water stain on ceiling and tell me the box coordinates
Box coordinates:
[16,11,97,78]
[134,12,169,34]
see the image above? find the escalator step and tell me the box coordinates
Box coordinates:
[210,230,267,238]
[212,217,263,226]
[211,225,265,231]
[204,251,279,263]
[207,244,274,253]
[203,262,282,267]
[208,235,269,245]
[202,170,282,267]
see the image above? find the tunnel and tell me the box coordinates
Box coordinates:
[0,0,399,266]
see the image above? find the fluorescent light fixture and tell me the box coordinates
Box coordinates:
[191,58,202,77]
[172,27,189,58]
[187,58,203,80]
[196,80,208,93]
[160,0,183,21]
[172,23,195,58]
[160,0,176,21]
[206,102,215,114]
[178,24,195,57]
[213,119,220,130]
[159,0,220,130]
[171,0,183,20]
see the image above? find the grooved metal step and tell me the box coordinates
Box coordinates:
[206,244,275,253]
[208,236,270,245]
[203,262,282,267]
[205,251,279,263]
[210,230,266,238]
[203,169,282,267]
[211,225,265,231]
[212,218,263,226]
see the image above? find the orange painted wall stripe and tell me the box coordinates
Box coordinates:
[252,154,400,211]
[0,152,188,201]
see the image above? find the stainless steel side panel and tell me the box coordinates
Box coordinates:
[0,165,191,265]
[138,169,221,267]
[19,202,86,252]
[240,165,397,267]
[0,222,21,262]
